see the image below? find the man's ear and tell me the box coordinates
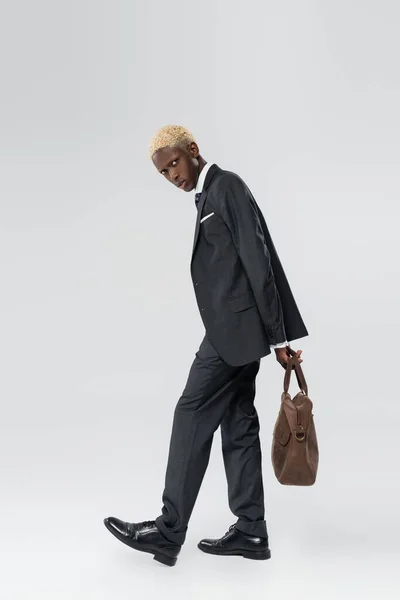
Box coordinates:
[189,142,199,158]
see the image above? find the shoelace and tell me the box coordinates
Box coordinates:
[138,520,156,528]
[211,524,236,547]
[223,524,236,536]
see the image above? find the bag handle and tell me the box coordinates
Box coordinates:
[283,348,308,396]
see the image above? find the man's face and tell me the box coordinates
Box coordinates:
[152,144,199,192]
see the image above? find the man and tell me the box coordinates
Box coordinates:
[104,125,308,567]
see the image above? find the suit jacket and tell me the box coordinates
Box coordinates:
[190,163,308,366]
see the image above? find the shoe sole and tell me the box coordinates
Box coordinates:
[197,543,271,560]
[103,519,177,567]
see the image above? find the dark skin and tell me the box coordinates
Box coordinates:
[152,142,303,370]
[152,142,206,192]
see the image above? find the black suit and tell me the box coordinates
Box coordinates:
[191,163,308,365]
[155,164,308,546]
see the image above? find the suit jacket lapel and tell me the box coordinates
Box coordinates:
[191,163,220,259]
[192,189,208,256]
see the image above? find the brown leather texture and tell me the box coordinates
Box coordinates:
[271,346,319,485]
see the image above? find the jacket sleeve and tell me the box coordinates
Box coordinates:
[218,175,287,346]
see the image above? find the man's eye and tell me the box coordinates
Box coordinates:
[172,159,178,166]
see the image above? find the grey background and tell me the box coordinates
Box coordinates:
[1,0,399,598]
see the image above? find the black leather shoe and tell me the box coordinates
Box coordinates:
[103,517,181,567]
[198,524,271,560]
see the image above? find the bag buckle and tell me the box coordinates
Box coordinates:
[295,430,306,442]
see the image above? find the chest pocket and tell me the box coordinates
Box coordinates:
[199,209,234,263]
[200,211,226,241]
[200,211,215,224]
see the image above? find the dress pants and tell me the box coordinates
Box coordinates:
[155,334,268,546]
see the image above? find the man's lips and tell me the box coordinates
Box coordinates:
[177,180,186,188]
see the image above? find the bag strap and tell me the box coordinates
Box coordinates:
[283,351,308,396]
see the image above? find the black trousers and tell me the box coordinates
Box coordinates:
[155,334,268,546]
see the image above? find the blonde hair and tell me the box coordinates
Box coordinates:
[148,124,197,159]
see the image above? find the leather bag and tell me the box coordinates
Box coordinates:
[271,346,319,485]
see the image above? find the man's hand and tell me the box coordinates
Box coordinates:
[274,346,303,369]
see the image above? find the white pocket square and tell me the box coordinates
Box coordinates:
[200,212,215,223]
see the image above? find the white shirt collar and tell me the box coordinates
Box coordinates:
[195,162,213,194]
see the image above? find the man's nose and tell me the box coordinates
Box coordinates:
[170,170,180,183]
